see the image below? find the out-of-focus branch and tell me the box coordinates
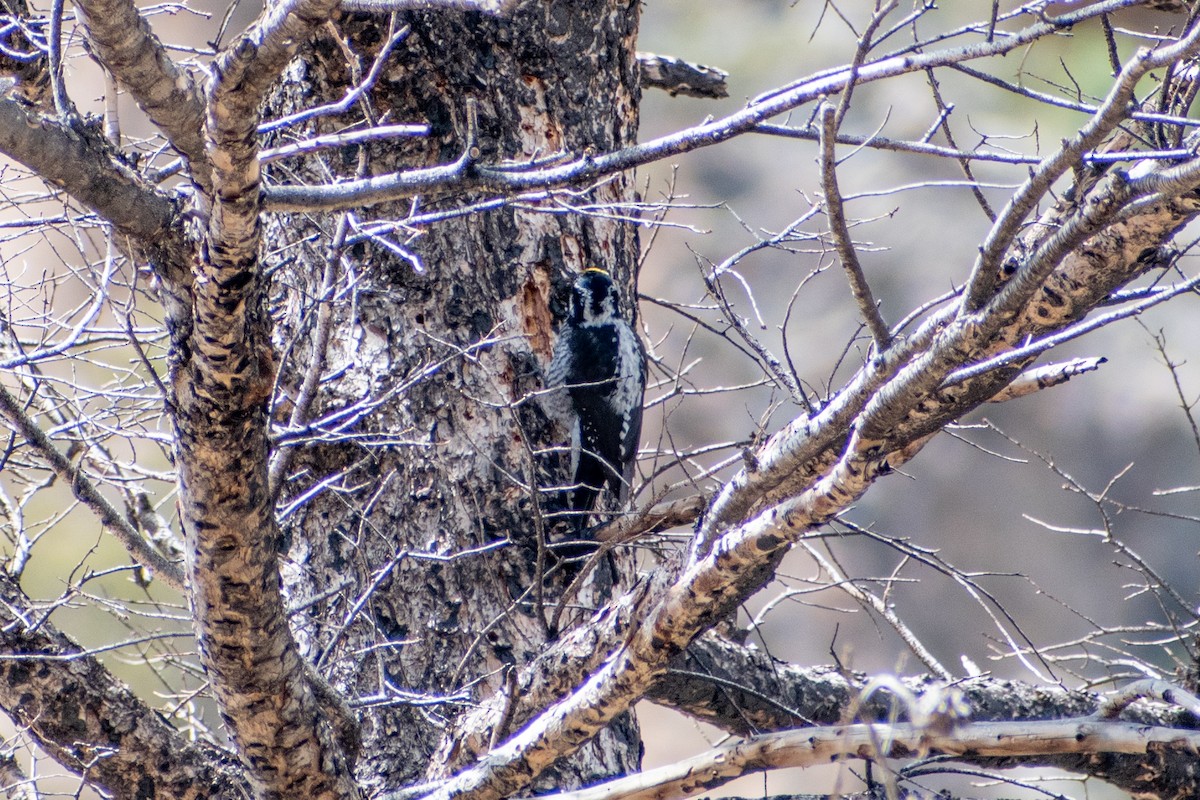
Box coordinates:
[71,0,209,187]
[529,719,1200,800]
[0,571,245,800]
[636,52,728,98]
[0,381,186,591]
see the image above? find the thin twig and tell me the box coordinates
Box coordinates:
[817,101,890,352]
[0,382,185,591]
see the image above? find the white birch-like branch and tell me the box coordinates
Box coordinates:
[265,0,1147,213]
[986,357,1106,402]
[0,97,186,268]
[416,19,1200,800]
[528,719,1200,800]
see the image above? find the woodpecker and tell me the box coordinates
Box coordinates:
[546,268,646,529]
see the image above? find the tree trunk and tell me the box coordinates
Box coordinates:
[264,2,643,791]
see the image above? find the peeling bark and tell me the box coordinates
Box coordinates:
[264,0,644,793]
[3,3,1200,800]
[72,0,209,185]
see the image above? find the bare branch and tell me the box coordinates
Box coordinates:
[636,52,728,99]
[204,0,341,272]
[697,148,1200,563]
[338,0,515,12]
[71,0,209,183]
[0,98,187,273]
[177,1,367,795]
[986,357,1106,402]
[947,272,1200,389]
[960,23,1200,312]
[416,31,1200,798]
[258,19,410,135]
[817,100,890,352]
[593,495,706,545]
[799,540,949,680]
[265,1,1142,213]
[6,4,1200,800]
[267,214,346,498]
[530,719,1200,800]
[1096,679,1200,719]
[260,124,430,164]
[0,571,245,800]
[0,381,186,591]
[649,632,1097,735]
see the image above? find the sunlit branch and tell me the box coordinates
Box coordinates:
[946,273,1200,388]
[960,22,1200,312]
[986,357,1106,402]
[72,0,209,186]
[0,97,187,276]
[265,1,1143,213]
[0,570,244,797]
[528,719,1200,800]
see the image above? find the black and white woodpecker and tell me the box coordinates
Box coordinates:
[546,268,647,528]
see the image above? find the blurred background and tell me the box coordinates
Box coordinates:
[632,4,1200,798]
[2,2,1198,798]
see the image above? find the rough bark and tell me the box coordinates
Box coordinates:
[539,720,1200,800]
[2,3,1200,800]
[397,50,1200,800]
[656,633,1200,798]
[0,572,247,800]
[0,98,188,273]
[71,0,209,183]
[264,1,643,793]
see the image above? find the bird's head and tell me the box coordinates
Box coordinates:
[568,268,620,324]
